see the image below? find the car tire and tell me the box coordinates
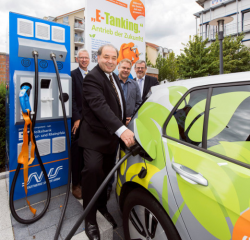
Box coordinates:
[123,188,181,240]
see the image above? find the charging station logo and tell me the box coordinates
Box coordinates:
[57,62,63,70]
[22,166,63,187]
[21,58,31,67]
[39,60,48,69]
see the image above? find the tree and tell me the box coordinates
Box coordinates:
[153,52,179,82]
[177,35,211,79]
[165,52,179,82]
[209,34,250,75]
[154,53,168,82]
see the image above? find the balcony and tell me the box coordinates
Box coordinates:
[74,36,85,45]
[74,22,85,32]
[200,20,250,41]
[163,48,169,54]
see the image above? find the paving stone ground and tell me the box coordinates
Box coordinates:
[0,169,125,240]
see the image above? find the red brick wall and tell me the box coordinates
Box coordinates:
[0,53,9,83]
[147,73,158,80]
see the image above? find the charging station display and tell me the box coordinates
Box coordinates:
[7,12,71,203]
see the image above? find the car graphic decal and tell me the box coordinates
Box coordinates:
[117,85,250,240]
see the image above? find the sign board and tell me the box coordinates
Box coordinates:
[85,0,146,77]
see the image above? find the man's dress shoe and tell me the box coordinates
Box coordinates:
[72,185,82,199]
[85,221,100,240]
[99,209,117,229]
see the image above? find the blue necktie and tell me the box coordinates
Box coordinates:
[138,79,143,94]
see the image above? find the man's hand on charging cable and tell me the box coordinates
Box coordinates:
[121,129,135,148]
[72,120,80,135]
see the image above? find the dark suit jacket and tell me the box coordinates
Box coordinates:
[134,75,159,101]
[71,68,84,124]
[78,64,126,154]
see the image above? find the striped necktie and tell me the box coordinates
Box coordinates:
[109,74,122,114]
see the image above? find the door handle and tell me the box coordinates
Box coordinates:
[172,163,208,186]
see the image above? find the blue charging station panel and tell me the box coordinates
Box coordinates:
[7,12,71,202]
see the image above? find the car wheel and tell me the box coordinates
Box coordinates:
[123,188,181,240]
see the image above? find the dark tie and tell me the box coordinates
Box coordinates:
[109,74,122,111]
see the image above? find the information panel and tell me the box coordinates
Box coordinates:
[85,0,146,77]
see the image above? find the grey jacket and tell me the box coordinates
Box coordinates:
[120,78,142,117]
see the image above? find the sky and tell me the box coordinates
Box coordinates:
[0,0,203,56]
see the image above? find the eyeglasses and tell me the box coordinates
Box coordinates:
[136,67,145,70]
[78,57,89,60]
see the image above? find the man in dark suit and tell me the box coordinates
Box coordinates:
[134,60,159,101]
[106,58,142,200]
[71,49,90,199]
[78,44,135,240]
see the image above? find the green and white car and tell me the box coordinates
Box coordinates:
[116,72,250,240]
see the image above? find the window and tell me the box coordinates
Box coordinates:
[205,23,210,40]
[165,83,250,165]
[166,89,208,147]
[207,85,250,163]
[242,11,250,32]
[63,16,69,25]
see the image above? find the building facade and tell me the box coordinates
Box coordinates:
[44,8,85,63]
[0,52,9,83]
[146,42,173,66]
[194,0,250,47]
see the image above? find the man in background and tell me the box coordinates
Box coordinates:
[71,49,90,199]
[134,60,159,101]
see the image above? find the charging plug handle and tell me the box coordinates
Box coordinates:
[129,143,142,156]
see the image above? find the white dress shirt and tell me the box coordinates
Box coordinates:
[79,67,89,79]
[136,76,146,97]
[105,72,127,137]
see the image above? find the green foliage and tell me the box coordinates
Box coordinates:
[165,52,179,82]
[209,34,250,75]
[154,54,168,81]
[0,83,6,167]
[177,34,250,79]
[177,35,211,79]
[153,53,179,82]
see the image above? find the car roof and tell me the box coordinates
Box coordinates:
[152,71,250,93]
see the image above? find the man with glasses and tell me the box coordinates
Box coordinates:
[134,60,159,101]
[71,49,90,199]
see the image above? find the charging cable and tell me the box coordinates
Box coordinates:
[64,143,141,240]
[9,51,52,224]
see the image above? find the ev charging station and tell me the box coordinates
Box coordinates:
[6,12,72,209]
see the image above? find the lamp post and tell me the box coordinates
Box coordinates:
[209,17,233,74]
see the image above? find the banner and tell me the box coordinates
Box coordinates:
[211,0,228,7]
[85,0,146,77]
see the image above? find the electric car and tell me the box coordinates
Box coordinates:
[116,72,250,240]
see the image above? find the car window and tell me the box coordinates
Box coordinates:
[207,85,250,164]
[166,89,208,147]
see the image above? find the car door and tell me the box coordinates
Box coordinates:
[162,83,250,240]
